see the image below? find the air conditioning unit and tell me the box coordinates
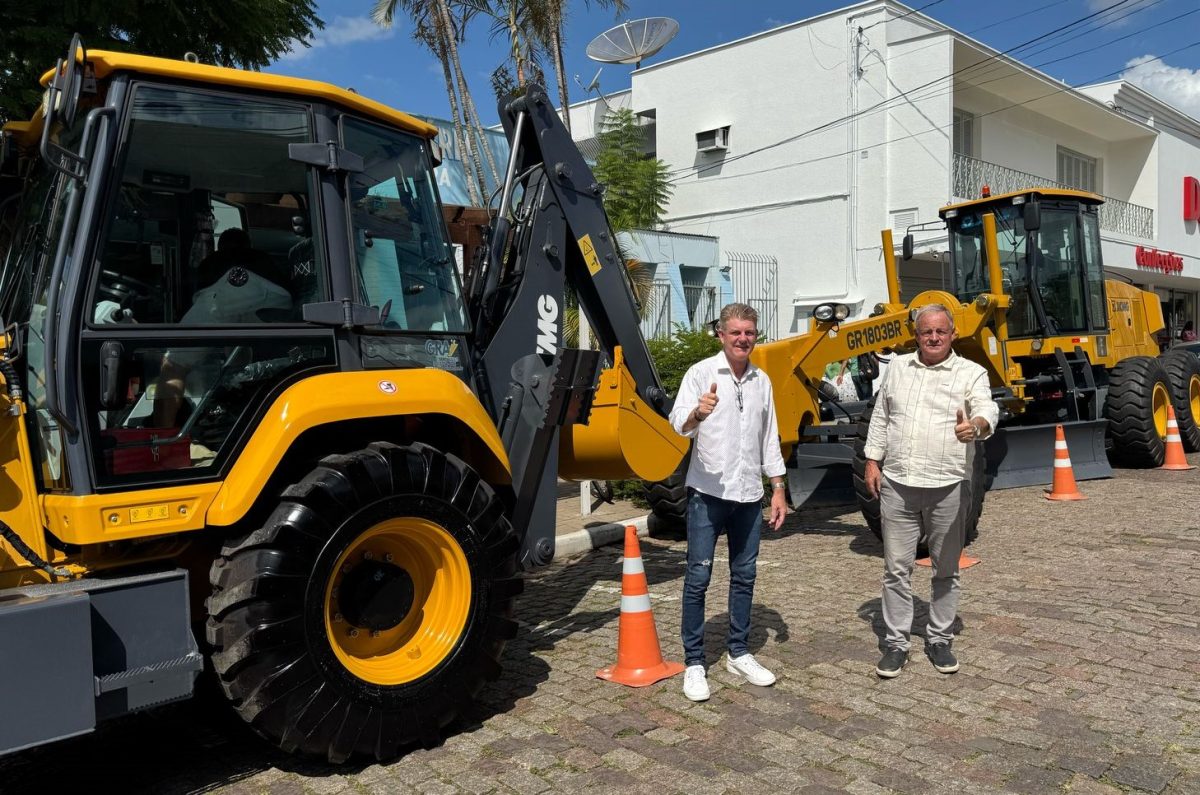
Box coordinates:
[696,126,729,153]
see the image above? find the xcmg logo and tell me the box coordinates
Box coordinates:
[536,294,559,356]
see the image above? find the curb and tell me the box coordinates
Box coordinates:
[553,514,650,560]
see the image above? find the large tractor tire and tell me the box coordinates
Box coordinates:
[1161,348,1200,452]
[206,442,522,763]
[851,395,986,553]
[643,452,690,534]
[1104,356,1170,467]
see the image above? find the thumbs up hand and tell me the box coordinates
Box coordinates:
[695,382,720,421]
[954,407,976,443]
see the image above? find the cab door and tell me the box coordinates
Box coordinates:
[78,84,337,488]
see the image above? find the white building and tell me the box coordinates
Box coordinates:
[568,0,1200,341]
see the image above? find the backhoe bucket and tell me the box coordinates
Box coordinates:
[559,349,689,483]
[983,419,1111,489]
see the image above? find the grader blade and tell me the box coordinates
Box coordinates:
[984,419,1111,490]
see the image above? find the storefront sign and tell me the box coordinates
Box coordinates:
[1135,245,1184,274]
[1186,176,1200,221]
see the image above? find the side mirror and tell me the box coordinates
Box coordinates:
[1023,201,1041,232]
[901,234,914,261]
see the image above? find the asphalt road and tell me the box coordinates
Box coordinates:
[3,454,1199,794]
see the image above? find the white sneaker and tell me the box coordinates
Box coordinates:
[682,664,710,701]
[726,653,776,686]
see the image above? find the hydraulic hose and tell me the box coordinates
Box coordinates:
[0,359,22,415]
[0,518,71,579]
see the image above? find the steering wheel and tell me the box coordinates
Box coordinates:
[96,269,155,309]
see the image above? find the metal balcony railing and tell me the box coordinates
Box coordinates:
[952,154,1153,239]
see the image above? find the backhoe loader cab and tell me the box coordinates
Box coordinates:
[0,38,685,761]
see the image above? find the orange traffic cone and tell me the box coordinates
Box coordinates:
[1045,424,1086,501]
[1162,406,1196,471]
[916,552,980,570]
[596,526,685,687]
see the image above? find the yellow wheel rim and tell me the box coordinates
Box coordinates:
[324,518,471,686]
[1152,382,1170,439]
[1189,374,1200,430]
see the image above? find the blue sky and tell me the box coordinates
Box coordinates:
[269,0,1200,123]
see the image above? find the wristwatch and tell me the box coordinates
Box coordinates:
[771,482,786,490]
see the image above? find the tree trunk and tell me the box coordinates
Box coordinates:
[437,42,480,206]
[550,26,571,134]
[433,0,490,202]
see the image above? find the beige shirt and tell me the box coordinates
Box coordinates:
[669,351,787,503]
[863,350,999,487]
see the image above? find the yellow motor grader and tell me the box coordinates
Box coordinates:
[0,38,686,760]
[650,188,1199,543]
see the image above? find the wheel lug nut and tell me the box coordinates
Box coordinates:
[385,553,394,562]
[342,564,352,574]
[333,612,343,623]
[370,630,380,638]
[348,628,359,638]
[363,550,374,560]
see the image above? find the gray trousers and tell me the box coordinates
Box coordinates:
[879,475,968,651]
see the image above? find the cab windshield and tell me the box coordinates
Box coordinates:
[948,200,1106,338]
[343,118,466,333]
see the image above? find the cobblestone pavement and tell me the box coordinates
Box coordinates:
[3,455,1199,794]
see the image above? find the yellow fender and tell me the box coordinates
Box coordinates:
[208,370,510,525]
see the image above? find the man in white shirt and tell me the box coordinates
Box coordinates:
[863,303,999,678]
[669,303,788,702]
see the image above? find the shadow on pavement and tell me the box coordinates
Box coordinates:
[856,596,964,652]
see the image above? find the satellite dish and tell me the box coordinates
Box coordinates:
[586,17,679,68]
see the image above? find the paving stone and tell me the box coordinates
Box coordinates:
[1107,754,1182,793]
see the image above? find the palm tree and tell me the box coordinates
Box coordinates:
[540,0,627,134]
[373,0,491,203]
[482,0,550,89]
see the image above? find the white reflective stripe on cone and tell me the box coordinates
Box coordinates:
[1056,441,1068,449]
[1167,434,1182,442]
[1055,458,1073,467]
[622,556,645,575]
[620,593,652,613]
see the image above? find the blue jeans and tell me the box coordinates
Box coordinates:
[681,488,763,666]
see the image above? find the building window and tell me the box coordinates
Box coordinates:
[953,110,974,158]
[1057,146,1098,193]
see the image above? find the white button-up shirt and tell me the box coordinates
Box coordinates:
[669,351,787,503]
[864,350,1000,488]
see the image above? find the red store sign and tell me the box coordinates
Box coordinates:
[1135,246,1183,274]
[1187,176,1200,221]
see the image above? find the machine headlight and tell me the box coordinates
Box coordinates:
[812,302,851,323]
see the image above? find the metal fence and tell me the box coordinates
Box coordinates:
[952,154,1154,239]
[726,251,779,340]
[641,280,674,340]
[683,284,718,330]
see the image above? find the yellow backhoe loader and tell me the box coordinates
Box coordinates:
[0,37,686,761]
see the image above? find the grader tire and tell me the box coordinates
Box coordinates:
[851,395,986,554]
[1161,349,1200,452]
[206,442,521,763]
[1104,356,1170,467]
[643,453,690,534]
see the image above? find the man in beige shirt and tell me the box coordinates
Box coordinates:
[863,304,999,678]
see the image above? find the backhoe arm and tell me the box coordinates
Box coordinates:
[468,84,686,566]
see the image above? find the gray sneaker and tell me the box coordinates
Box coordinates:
[875,648,907,678]
[926,643,960,674]
[683,664,710,701]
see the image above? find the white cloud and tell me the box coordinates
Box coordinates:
[280,16,394,61]
[1121,55,1200,121]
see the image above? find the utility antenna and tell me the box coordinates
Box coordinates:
[586,17,679,69]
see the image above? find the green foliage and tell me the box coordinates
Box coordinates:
[593,108,673,232]
[647,325,722,395]
[0,1,323,124]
